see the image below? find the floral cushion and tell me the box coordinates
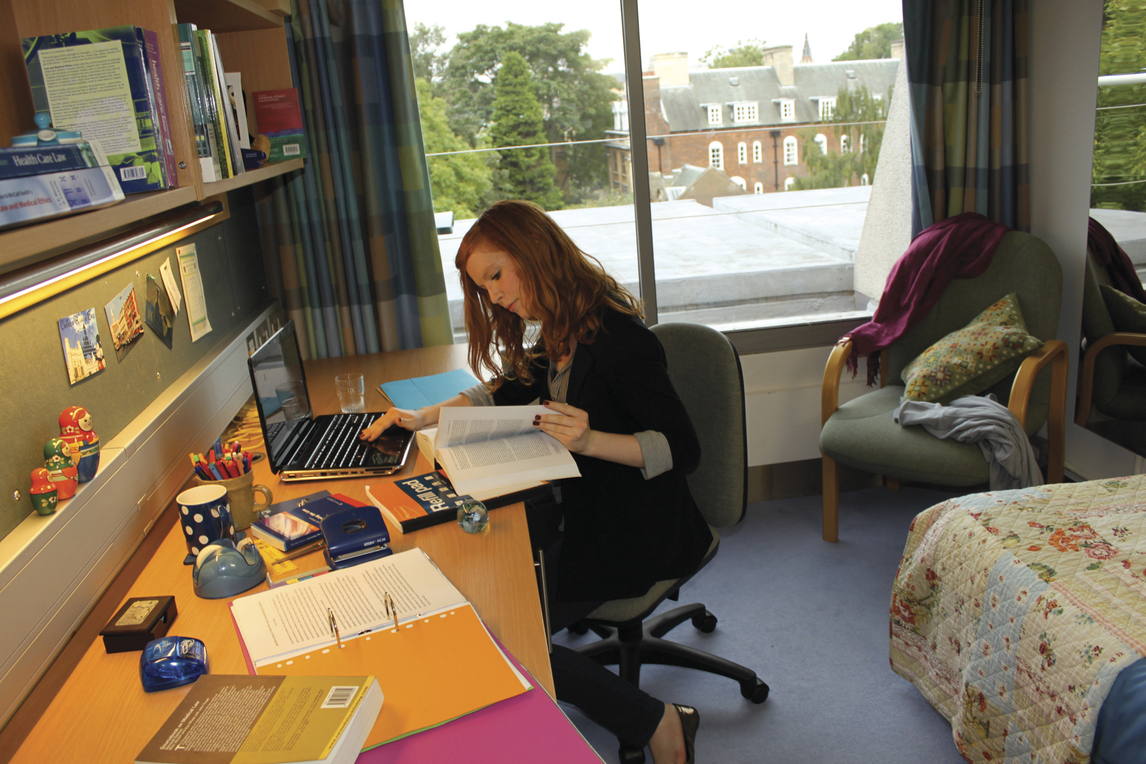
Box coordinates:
[901,292,1044,403]
[1100,284,1146,366]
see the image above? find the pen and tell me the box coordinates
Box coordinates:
[207,462,224,481]
[384,592,397,630]
[328,607,342,649]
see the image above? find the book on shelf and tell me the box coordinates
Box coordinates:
[196,29,235,179]
[206,31,245,177]
[225,72,251,149]
[22,26,171,194]
[230,547,532,749]
[249,491,364,551]
[0,141,110,180]
[0,166,125,231]
[141,28,178,189]
[134,674,383,764]
[365,470,543,535]
[181,23,223,183]
[253,88,307,162]
[420,405,581,497]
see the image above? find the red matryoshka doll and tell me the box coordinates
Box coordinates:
[60,406,100,482]
[44,438,78,499]
[29,468,58,515]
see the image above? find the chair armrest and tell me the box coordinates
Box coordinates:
[1008,339,1068,483]
[1076,332,1146,426]
[1009,339,1067,428]
[822,338,854,427]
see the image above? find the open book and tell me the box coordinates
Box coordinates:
[420,405,581,497]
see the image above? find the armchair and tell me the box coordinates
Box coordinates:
[819,231,1068,543]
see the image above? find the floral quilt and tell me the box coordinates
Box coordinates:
[890,477,1146,763]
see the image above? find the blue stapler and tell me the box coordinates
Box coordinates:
[321,505,392,570]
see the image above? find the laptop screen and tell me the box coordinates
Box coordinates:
[249,321,314,470]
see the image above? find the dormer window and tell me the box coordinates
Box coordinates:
[816,96,836,121]
[731,102,759,124]
[775,98,795,121]
[703,104,723,126]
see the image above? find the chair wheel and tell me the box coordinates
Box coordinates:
[691,610,717,633]
[619,742,645,763]
[741,678,770,704]
[567,621,589,636]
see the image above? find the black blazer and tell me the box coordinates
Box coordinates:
[492,309,714,601]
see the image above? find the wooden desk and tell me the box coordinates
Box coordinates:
[5,345,554,764]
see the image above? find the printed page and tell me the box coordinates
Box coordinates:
[176,243,212,341]
[436,405,551,449]
[231,548,466,667]
[436,431,580,496]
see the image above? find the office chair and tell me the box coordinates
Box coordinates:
[571,322,768,764]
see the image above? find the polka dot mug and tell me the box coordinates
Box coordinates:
[175,483,237,564]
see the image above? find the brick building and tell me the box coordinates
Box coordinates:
[606,42,902,201]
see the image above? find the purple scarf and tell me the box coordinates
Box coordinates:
[1088,217,1146,302]
[846,212,1011,386]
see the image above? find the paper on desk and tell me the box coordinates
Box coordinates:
[230,547,466,667]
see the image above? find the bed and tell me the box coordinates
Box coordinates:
[890,476,1146,764]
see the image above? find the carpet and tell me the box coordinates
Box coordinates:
[551,485,972,763]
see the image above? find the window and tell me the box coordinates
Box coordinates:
[704,104,722,126]
[859,134,867,154]
[817,96,836,121]
[732,102,759,123]
[752,140,762,163]
[783,136,798,166]
[709,141,723,170]
[732,176,746,190]
[754,181,763,194]
[815,134,828,155]
[860,173,870,186]
[840,135,850,153]
[778,99,795,121]
[738,142,747,164]
[784,176,796,191]
[613,101,628,131]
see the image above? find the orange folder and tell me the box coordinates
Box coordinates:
[254,603,530,749]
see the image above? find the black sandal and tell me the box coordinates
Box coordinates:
[673,703,700,764]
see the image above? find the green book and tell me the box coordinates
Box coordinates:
[196,28,232,179]
[22,26,168,194]
[177,22,220,183]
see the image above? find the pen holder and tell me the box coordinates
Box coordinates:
[196,470,272,532]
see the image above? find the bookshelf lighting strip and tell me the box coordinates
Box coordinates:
[0,201,224,321]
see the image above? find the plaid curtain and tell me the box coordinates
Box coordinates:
[903,0,1031,235]
[254,0,453,359]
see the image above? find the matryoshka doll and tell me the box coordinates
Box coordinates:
[59,406,99,482]
[29,468,58,515]
[43,438,78,500]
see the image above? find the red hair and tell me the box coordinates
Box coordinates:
[455,200,641,389]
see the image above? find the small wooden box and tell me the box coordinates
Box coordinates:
[99,596,177,654]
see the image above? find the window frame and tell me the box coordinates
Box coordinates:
[738,141,747,164]
[709,140,724,170]
[704,103,723,126]
[783,136,798,166]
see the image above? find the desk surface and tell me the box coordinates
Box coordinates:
[6,344,556,764]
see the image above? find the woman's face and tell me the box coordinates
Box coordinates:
[465,240,533,320]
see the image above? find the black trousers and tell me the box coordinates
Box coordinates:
[527,494,666,748]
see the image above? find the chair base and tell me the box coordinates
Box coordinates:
[576,602,768,763]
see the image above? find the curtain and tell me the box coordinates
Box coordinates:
[254,0,453,359]
[903,0,1031,235]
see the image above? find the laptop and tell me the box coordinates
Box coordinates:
[247,320,414,482]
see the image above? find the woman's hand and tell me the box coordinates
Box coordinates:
[535,400,592,454]
[359,407,427,441]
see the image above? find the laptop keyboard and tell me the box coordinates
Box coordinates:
[298,413,400,470]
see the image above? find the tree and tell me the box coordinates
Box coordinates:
[1091,0,1146,211]
[416,78,492,219]
[833,22,904,61]
[700,39,768,69]
[438,22,617,199]
[409,23,447,84]
[791,86,889,191]
[489,51,564,208]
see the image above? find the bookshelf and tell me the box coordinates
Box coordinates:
[0,0,300,270]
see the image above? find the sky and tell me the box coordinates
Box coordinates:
[403,0,904,72]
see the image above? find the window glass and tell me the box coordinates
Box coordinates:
[409,0,904,337]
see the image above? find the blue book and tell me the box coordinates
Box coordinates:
[249,492,360,551]
[0,143,102,179]
[0,166,124,230]
[22,26,170,195]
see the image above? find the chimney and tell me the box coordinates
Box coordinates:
[761,45,794,87]
[890,39,905,59]
[651,52,689,87]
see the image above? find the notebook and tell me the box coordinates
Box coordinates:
[247,320,413,481]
